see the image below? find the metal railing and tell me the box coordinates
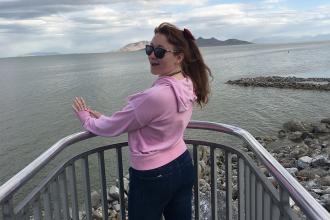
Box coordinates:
[0,121,329,220]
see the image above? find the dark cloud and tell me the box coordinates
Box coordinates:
[0,0,125,19]
[0,23,42,34]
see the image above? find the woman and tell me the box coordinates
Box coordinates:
[72,22,211,220]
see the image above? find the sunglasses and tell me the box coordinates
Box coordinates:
[145,45,179,59]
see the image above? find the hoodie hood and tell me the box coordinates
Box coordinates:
[153,76,197,112]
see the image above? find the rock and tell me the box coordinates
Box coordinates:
[290,144,309,159]
[108,186,120,200]
[91,191,101,209]
[79,211,86,220]
[278,129,286,138]
[312,123,330,133]
[311,188,324,195]
[286,168,298,176]
[199,160,207,177]
[297,156,313,169]
[318,176,330,186]
[321,118,330,124]
[320,194,330,211]
[288,131,303,142]
[259,167,270,177]
[297,169,316,181]
[304,180,318,190]
[92,207,103,220]
[124,178,129,194]
[304,138,321,149]
[113,204,121,212]
[301,132,314,140]
[323,187,330,194]
[283,120,309,132]
[311,155,330,167]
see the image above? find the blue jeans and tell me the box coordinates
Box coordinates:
[128,150,195,220]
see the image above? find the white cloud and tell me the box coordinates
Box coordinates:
[0,1,330,57]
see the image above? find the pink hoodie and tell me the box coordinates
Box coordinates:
[76,76,196,170]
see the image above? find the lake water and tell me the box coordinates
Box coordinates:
[1,41,330,186]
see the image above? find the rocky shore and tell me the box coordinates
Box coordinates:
[226,76,330,91]
[84,118,330,220]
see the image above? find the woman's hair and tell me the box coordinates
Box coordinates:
[154,22,212,107]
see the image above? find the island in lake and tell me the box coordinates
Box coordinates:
[119,37,252,52]
[226,76,330,91]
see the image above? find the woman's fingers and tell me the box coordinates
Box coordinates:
[73,97,85,111]
[80,97,87,110]
[73,97,91,112]
[72,104,78,112]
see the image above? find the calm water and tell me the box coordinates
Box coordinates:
[1,41,330,186]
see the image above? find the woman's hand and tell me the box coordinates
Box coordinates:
[72,97,88,112]
[89,109,102,119]
[72,97,102,119]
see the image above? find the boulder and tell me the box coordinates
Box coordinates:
[318,176,330,186]
[288,131,303,142]
[283,120,310,132]
[311,155,330,167]
[286,168,298,176]
[91,191,101,209]
[108,186,120,200]
[278,129,286,138]
[312,123,330,133]
[321,118,330,124]
[297,156,313,169]
[320,194,330,211]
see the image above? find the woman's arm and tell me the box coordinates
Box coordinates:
[72,97,142,137]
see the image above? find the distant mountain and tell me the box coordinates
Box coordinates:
[119,41,149,52]
[119,38,252,52]
[22,52,61,57]
[253,34,330,44]
[196,37,253,47]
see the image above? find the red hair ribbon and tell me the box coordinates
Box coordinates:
[183,28,195,40]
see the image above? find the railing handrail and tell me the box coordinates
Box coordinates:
[0,120,329,219]
[0,131,95,202]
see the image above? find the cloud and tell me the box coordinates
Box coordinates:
[0,0,329,57]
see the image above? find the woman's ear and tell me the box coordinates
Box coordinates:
[176,53,184,65]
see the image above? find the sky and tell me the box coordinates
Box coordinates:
[0,0,330,58]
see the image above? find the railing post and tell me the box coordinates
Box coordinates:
[238,158,245,220]
[82,156,92,220]
[193,144,200,220]
[116,147,126,220]
[68,163,79,220]
[256,181,263,220]
[98,151,109,220]
[42,185,52,220]
[245,165,251,220]
[59,171,70,220]
[32,195,42,220]
[225,152,233,220]
[2,197,14,220]
[210,147,218,220]
[279,185,290,220]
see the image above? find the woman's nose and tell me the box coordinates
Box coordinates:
[148,50,156,58]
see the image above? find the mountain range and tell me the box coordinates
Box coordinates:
[119,37,253,52]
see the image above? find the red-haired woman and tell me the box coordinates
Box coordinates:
[73,22,211,220]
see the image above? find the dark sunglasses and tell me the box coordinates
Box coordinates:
[145,45,179,59]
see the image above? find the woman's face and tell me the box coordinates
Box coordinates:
[148,33,182,76]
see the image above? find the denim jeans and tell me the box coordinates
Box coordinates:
[128,150,195,220]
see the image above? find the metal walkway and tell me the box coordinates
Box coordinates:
[1,121,329,220]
